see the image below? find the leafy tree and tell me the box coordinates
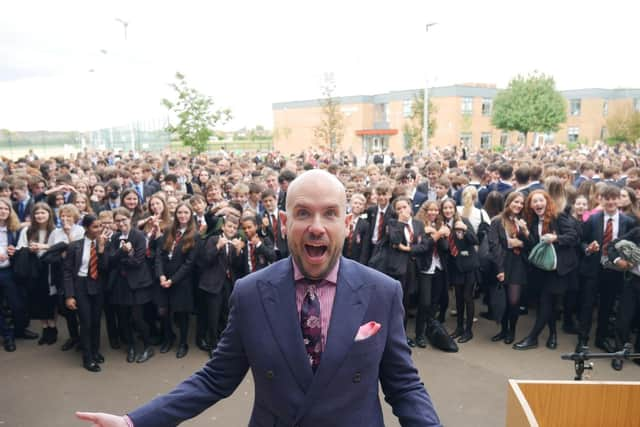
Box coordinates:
[313,73,344,152]
[606,105,640,144]
[402,91,437,151]
[492,72,566,146]
[161,72,231,154]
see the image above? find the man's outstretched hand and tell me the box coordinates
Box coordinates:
[75,412,128,427]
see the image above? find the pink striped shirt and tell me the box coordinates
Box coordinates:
[294,259,339,351]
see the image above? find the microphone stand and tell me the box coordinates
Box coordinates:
[561,343,640,381]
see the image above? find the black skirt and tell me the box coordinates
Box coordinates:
[153,278,194,312]
[26,267,56,320]
[531,268,567,295]
[504,249,528,286]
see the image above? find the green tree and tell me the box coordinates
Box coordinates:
[402,91,437,151]
[606,105,640,144]
[313,73,344,152]
[161,72,231,154]
[491,72,566,146]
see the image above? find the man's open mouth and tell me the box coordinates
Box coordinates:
[304,244,328,260]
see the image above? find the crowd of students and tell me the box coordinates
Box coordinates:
[1,143,640,373]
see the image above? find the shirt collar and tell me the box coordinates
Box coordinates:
[604,211,619,221]
[292,257,339,285]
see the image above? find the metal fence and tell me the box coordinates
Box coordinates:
[0,129,273,161]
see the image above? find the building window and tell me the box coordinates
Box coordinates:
[500,133,509,147]
[603,100,608,116]
[517,133,525,144]
[568,127,579,142]
[635,98,640,112]
[375,103,389,122]
[481,98,492,116]
[460,132,472,148]
[570,99,581,116]
[600,127,607,141]
[403,99,413,118]
[461,97,473,114]
[480,132,492,149]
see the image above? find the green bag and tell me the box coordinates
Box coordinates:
[528,242,557,271]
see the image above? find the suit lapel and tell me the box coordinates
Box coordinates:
[595,212,605,243]
[258,260,313,392]
[296,258,373,419]
[75,241,84,275]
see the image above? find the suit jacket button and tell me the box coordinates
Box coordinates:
[266,370,274,379]
[352,371,361,383]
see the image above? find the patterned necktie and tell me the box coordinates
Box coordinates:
[271,214,278,237]
[347,220,355,256]
[405,222,414,244]
[249,242,256,272]
[602,218,613,256]
[172,230,183,255]
[448,226,459,257]
[18,202,25,220]
[376,210,384,243]
[300,282,322,372]
[89,240,98,280]
[225,242,232,278]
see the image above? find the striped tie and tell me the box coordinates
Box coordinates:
[89,241,98,280]
[602,218,613,256]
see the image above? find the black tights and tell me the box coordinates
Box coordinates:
[500,284,522,333]
[528,288,562,339]
[454,280,475,331]
[118,304,149,350]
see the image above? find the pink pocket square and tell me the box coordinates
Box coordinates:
[354,321,381,342]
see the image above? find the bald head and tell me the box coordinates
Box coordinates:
[285,170,346,214]
[284,169,347,280]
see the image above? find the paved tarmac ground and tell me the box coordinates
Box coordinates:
[2,302,640,427]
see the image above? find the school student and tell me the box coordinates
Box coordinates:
[63,215,108,372]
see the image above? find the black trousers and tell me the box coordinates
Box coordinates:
[57,296,79,341]
[204,289,227,348]
[578,268,623,340]
[0,268,28,336]
[75,278,104,362]
[103,291,121,344]
[118,303,150,350]
[615,276,640,348]
[415,269,445,338]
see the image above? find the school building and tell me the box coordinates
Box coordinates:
[272,85,640,157]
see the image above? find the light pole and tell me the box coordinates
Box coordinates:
[423,22,437,155]
[115,18,129,40]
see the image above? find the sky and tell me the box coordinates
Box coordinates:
[1,0,638,132]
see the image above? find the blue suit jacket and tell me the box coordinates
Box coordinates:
[129,257,441,427]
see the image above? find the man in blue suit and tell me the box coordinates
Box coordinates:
[76,169,441,427]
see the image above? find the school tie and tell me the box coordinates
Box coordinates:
[89,240,98,280]
[271,213,278,237]
[602,218,613,256]
[249,242,256,272]
[300,280,322,373]
[448,227,459,257]
[376,210,384,243]
[347,220,355,257]
[405,222,414,244]
[225,242,232,279]
[136,184,144,203]
[18,202,25,221]
[511,218,521,255]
